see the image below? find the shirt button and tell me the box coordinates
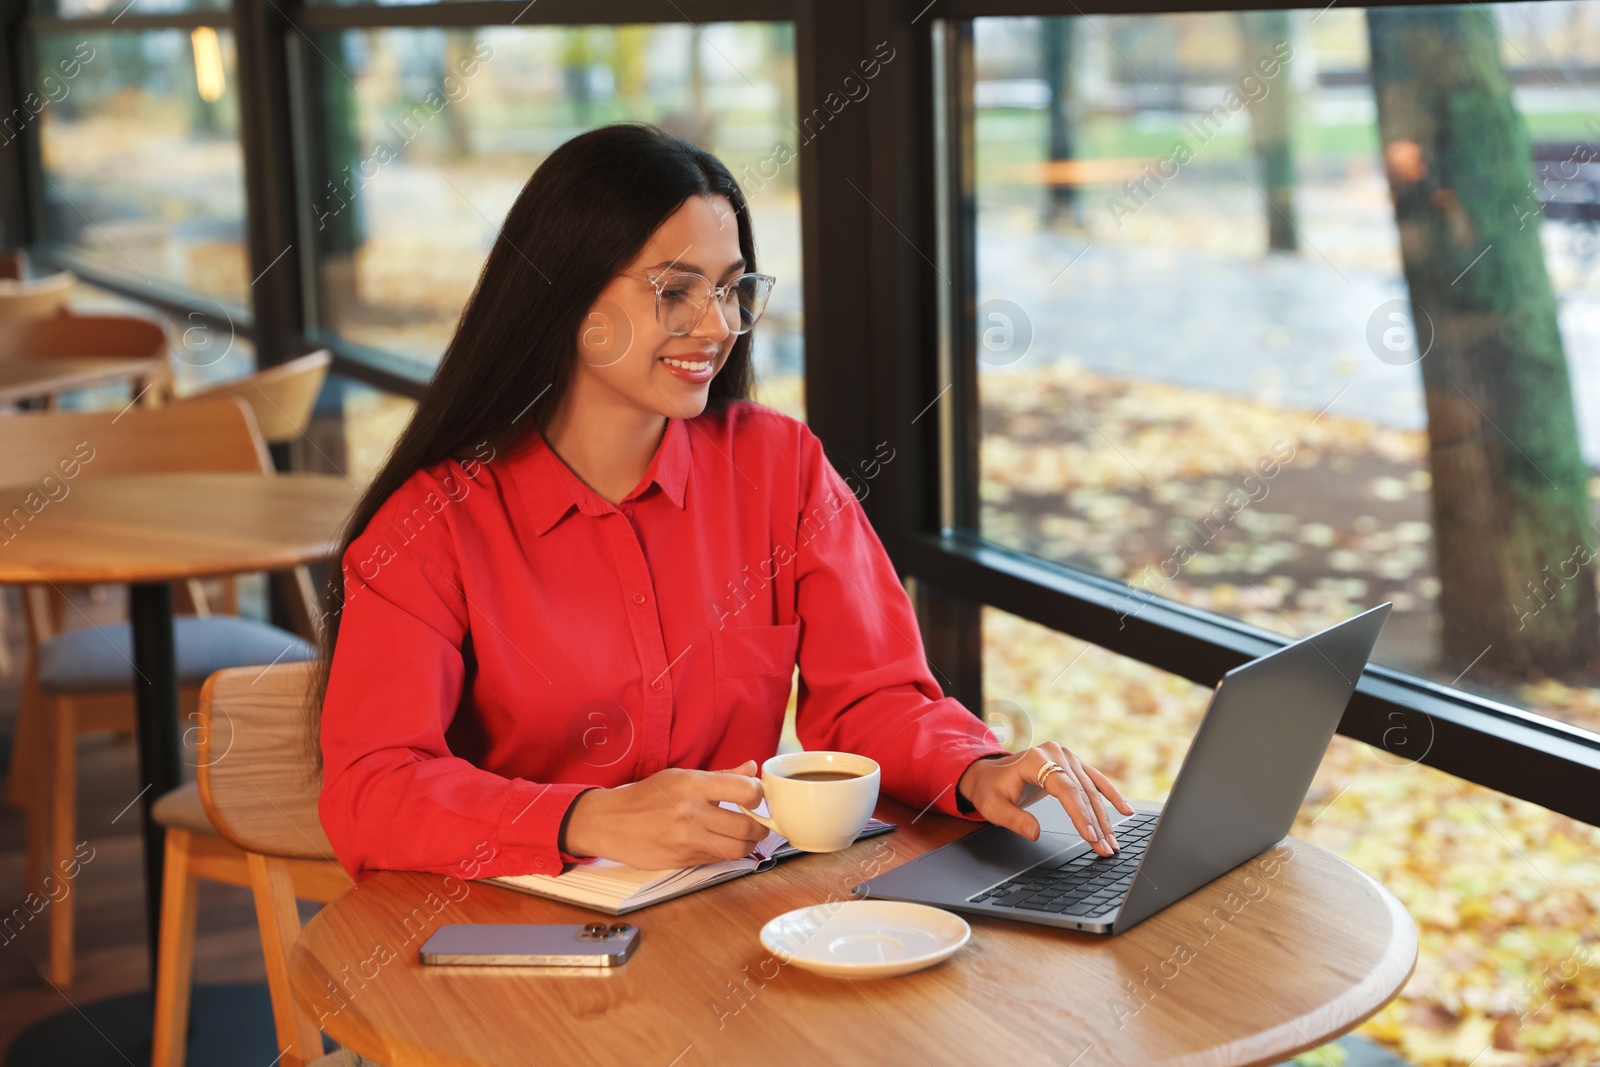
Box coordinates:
[651,679,665,691]
[633,593,647,604]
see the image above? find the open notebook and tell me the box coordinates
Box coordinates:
[486,800,899,915]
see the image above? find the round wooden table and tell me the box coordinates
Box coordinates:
[0,472,359,982]
[292,797,1416,1067]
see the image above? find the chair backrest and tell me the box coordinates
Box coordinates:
[197,661,335,861]
[0,308,168,360]
[0,395,272,482]
[184,349,331,445]
[0,250,26,280]
[0,272,76,327]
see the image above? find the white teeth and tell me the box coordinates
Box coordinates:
[661,357,711,371]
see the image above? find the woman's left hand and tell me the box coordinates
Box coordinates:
[956,743,1134,856]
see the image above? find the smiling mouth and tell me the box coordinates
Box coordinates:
[660,355,714,371]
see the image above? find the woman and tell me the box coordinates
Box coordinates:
[312,122,1132,883]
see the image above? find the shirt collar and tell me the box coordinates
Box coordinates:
[521,416,691,536]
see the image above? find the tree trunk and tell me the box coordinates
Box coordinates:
[1367,6,1599,682]
[1042,18,1079,228]
[1239,10,1297,251]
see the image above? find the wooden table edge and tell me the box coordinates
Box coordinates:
[292,937,484,1067]
[292,837,1421,1067]
[1163,846,1419,1067]
[0,551,340,585]
[0,471,356,584]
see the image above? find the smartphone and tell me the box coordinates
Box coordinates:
[418,923,640,967]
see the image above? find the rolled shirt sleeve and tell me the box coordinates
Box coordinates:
[317,468,594,882]
[790,426,1010,821]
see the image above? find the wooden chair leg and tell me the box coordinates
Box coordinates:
[0,589,14,677]
[21,690,50,910]
[9,658,44,810]
[175,579,211,617]
[45,586,67,636]
[47,696,78,987]
[219,576,240,616]
[151,829,200,1067]
[249,852,323,1067]
[272,568,322,644]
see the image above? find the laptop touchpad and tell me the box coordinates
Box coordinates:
[959,826,1085,879]
[1026,794,1101,839]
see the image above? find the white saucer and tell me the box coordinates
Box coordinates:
[759,901,971,979]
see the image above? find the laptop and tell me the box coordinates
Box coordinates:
[852,602,1391,934]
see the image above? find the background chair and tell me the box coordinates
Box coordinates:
[179,349,333,613]
[0,309,172,406]
[183,348,332,446]
[0,272,76,328]
[155,661,351,1067]
[0,397,323,985]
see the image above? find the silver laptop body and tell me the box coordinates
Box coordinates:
[851,603,1391,934]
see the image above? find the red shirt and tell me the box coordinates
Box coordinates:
[318,399,1009,881]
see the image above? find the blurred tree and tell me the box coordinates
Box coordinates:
[561,29,594,125]
[1368,6,1599,681]
[1041,18,1081,228]
[613,26,649,105]
[1238,10,1297,251]
[439,31,475,160]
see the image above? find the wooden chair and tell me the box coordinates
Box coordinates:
[187,661,356,1067]
[0,309,172,405]
[0,272,76,328]
[184,349,332,446]
[0,271,78,673]
[176,348,333,615]
[0,398,324,985]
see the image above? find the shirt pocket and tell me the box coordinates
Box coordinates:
[712,621,801,719]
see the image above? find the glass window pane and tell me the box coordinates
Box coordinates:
[34,30,248,304]
[983,605,1600,1067]
[305,23,803,420]
[307,0,474,7]
[32,0,226,17]
[969,4,1600,736]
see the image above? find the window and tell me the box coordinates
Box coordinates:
[966,5,1600,739]
[34,29,248,305]
[299,21,804,418]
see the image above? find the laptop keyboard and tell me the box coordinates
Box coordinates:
[968,811,1160,919]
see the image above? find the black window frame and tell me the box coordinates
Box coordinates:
[1,0,1596,826]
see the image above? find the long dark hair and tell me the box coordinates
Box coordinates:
[305,122,759,758]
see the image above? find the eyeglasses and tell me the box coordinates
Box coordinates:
[639,268,776,337]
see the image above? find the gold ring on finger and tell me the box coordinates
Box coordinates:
[1035,759,1066,790]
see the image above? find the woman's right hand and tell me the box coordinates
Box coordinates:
[559,760,771,868]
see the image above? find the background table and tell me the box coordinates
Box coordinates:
[0,354,162,407]
[0,471,359,982]
[292,796,1417,1067]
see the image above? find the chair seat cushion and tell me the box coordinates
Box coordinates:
[38,615,315,694]
[151,782,216,834]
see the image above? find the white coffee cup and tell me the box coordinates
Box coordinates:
[738,751,880,852]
